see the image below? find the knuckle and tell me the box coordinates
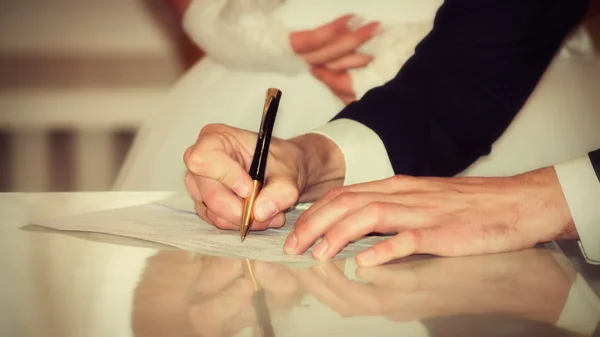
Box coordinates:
[334,191,356,205]
[199,123,225,136]
[183,146,193,163]
[405,229,423,250]
[188,153,212,175]
[365,201,388,221]
[324,187,344,200]
[390,174,411,185]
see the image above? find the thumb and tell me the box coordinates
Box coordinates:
[253,176,300,223]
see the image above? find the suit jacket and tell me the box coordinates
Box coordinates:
[333,0,592,177]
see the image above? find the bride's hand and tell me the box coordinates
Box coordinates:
[290,15,380,104]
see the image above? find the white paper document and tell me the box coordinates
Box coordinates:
[32,198,387,263]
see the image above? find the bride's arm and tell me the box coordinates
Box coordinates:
[181,0,306,75]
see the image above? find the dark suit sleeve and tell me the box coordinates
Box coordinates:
[332,0,589,177]
[590,149,600,183]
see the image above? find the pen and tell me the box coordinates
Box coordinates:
[240,88,282,242]
[244,259,275,337]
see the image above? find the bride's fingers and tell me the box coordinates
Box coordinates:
[302,22,380,65]
[311,67,354,97]
[290,14,356,54]
[326,53,373,71]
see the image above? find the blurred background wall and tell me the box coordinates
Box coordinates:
[0,0,201,192]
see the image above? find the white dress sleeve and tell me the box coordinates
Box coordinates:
[182,0,307,75]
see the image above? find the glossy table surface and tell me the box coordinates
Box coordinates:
[1,192,600,337]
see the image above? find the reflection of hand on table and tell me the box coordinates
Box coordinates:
[297,249,572,324]
[132,252,304,337]
[188,256,303,337]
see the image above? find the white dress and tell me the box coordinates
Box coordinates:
[113,0,600,191]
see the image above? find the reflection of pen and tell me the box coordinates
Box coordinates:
[240,88,282,242]
[244,259,275,337]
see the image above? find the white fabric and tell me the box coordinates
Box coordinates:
[181,0,593,99]
[555,155,600,264]
[114,0,446,190]
[182,0,306,75]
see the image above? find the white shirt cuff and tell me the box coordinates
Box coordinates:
[555,274,600,335]
[554,156,600,264]
[309,118,395,186]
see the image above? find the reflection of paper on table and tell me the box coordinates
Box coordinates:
[32,198,386,263]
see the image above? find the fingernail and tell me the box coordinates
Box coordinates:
[347,15,365,31]
[232,179,249,198]
[284,233,297,254]
[357,249,376,265]
[256,200,277,222]
[312,239,328,260]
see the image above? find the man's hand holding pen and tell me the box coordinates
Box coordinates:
[183,123,346,232]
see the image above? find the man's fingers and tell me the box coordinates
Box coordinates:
[290,14,355,54]
[287,192,387,255]
[254,262,298,295]
[197,176,243,226]
[194,200,211,223]
[356,229,432,266]
[302,22,380,65]
[206,209,239,230]
[252,177,299,224]
[326,53,373,71]
[295,267,359,316]
[186,171,202,202]
[192,257,243,296]
[311,67,354,96]
[311,202,432,261]
[186,150,253,198]
[189,278,255,336]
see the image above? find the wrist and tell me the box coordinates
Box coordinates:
[289,133,346,202]
[517,167,577,241]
